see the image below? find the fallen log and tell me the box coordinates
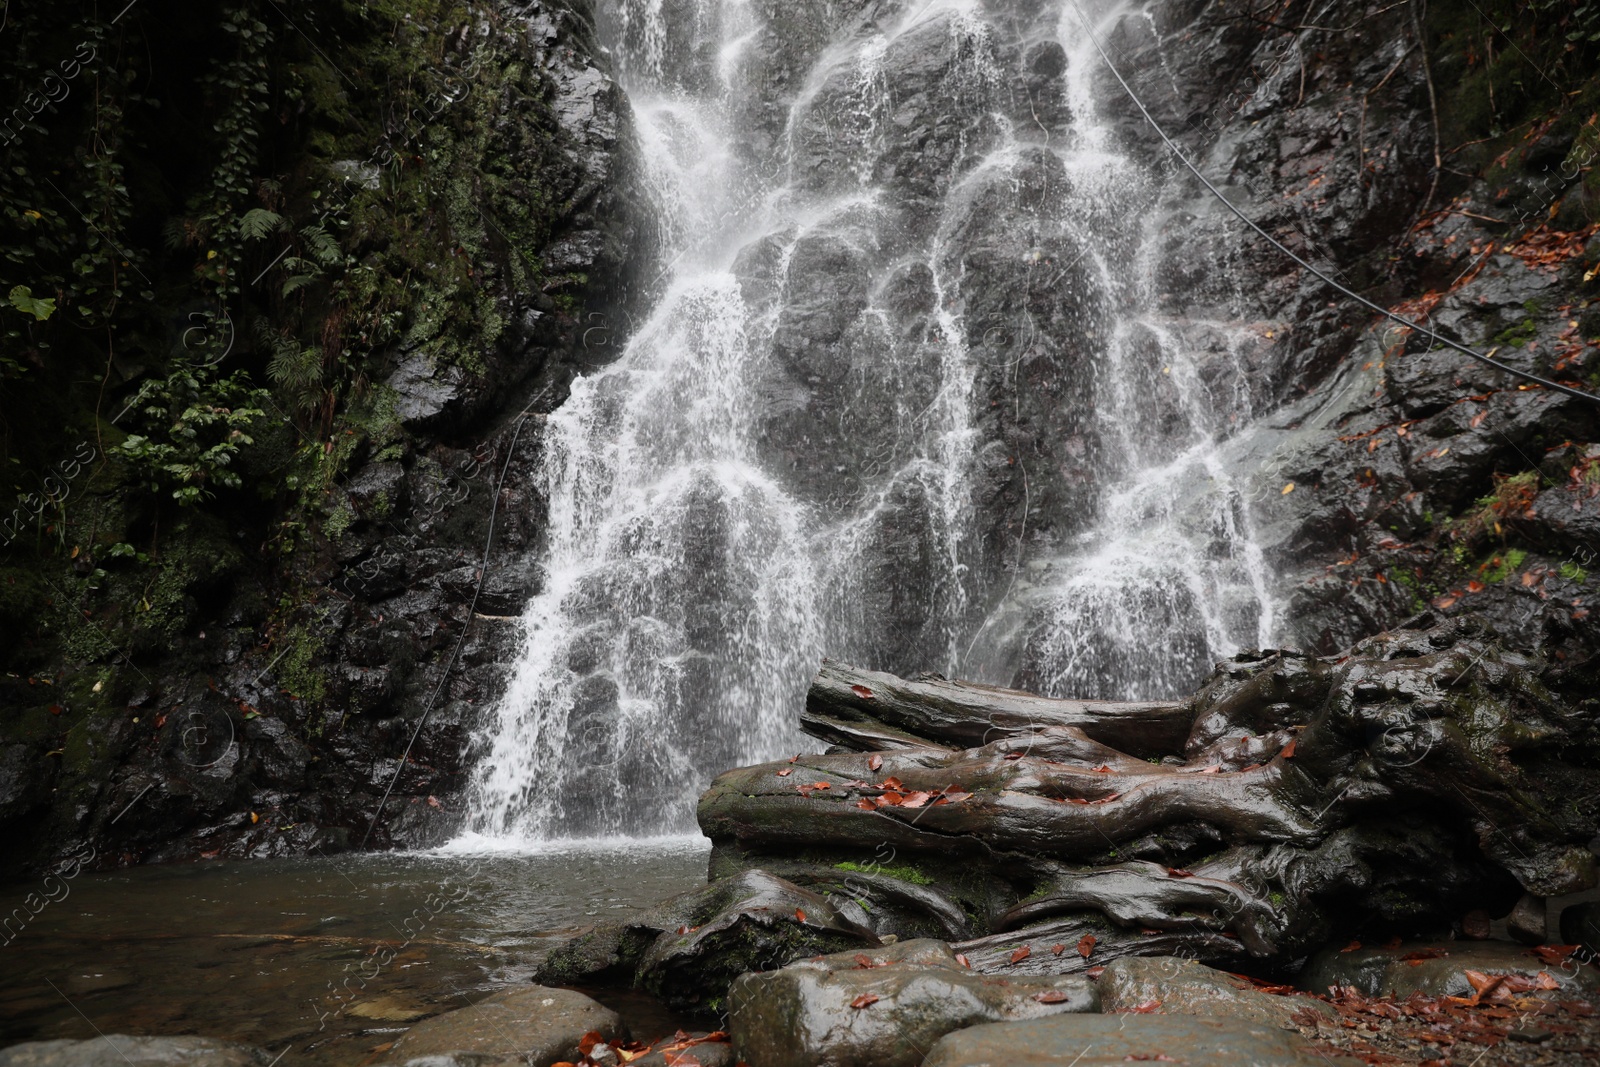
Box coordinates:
[805,661,1194,758]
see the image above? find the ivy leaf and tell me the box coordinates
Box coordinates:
[8,285,56,321]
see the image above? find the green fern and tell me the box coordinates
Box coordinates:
[239,208,286,240]
[301,223,343,267]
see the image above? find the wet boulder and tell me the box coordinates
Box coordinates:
[384,986,627,1067]
[536,869,879,1011]
[729,939,1096,1067]
[920,1014,1359,1067]
[626,1032,736,1067]
[0,1037,270,1067]
[1298,940,1599,998]
[1096,955,1332,1029]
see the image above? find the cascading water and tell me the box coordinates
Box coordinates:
[460,0,1283,844]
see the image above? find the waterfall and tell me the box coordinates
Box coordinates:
[458,0,1282,845]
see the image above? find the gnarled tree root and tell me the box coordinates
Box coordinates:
[700,614,1599,976]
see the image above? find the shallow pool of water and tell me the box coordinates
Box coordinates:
[0,839,710,1064]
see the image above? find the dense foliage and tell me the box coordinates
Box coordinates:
[0,0,565,669]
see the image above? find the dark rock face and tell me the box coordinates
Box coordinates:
[0,0,646,877]
[1101,0,1600,663]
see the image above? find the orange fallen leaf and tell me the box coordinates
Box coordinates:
[794,908,807,923]
[880,776,905,791]
[1466,579,1486,593]
[1010,945,1031,964]
[1532,945,1578,966]
[956,953,971,968]
[850,993,880,1009]
[1339,940,1362,953]
[1051,943,1066,956]
[1077,934,1097,958]
[1465,969,1507,1002]
[867,754,883,772]
[850,685,875,699]
[579,1032,605,1055]
[1400,948,1447,961]
[1279,738,1297,759]
[776,769,793,777]
[856,798,876,810]
[1035,990,1073,1004]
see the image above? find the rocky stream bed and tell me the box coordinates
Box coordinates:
[6,612,1600,1066]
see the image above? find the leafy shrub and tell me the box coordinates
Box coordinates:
[115,367,271,506]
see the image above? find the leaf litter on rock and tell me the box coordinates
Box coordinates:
[1289,964,1596,1066]
[553,1028,730,1067]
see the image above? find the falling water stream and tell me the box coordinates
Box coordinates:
[461,0,1283,845]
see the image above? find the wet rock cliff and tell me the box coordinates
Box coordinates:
[0,0,645,875]
[2,0,1597,875]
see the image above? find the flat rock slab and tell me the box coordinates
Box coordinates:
[921,1014,1360,1067]
[1097,956,1332,1029]
[386,986,628,1067]
[0,1037,269,1067]
[626,1033,735,1067]
[730,938,1096,1067]
[1299,940,1599,998]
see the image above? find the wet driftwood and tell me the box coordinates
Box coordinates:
[803,661,1193,758]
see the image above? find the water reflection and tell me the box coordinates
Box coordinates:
[0,842,708,1065]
